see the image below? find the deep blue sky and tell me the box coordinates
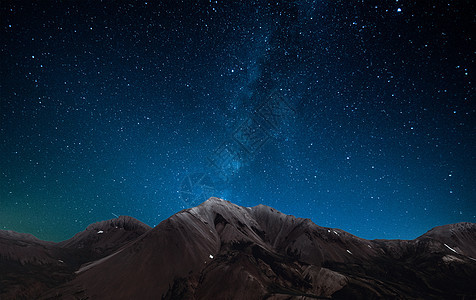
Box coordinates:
[1,1,474,242]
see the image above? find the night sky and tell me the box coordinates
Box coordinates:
[1,1,475,242]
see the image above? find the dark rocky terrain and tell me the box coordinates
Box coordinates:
[0,216,151,299]
[1,198,475,299]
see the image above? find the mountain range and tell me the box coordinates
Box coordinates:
[1,197,475,299]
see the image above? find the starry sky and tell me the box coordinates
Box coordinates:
[1,1,475,242]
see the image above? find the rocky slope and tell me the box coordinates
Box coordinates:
[0,216,151,299]
[1,198,475,299]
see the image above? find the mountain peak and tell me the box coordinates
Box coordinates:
[203,196,226,203]
[198,197,236,208]
[85,215,152,232]
[57,215,152,256]
[0,230,46,243]
[417,222,476,257]
[421,222,475,235]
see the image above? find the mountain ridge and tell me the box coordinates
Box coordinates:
[1,197,475,299]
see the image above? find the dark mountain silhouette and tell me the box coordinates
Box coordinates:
[1,198,475,299]
[58,215,152,260]
[0,216,151,299]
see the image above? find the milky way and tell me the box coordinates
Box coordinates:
[1,1,474,241]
